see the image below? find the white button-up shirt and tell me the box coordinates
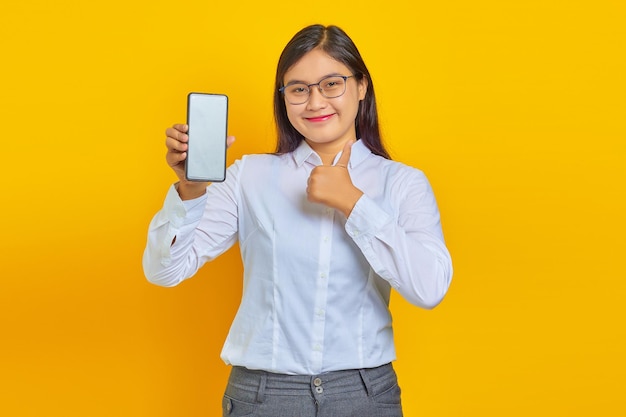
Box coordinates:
[143,140,452,375]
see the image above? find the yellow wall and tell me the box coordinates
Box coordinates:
[1,1,624,416]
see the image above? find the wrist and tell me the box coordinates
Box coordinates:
[341,189,364,217]
[176,180,208,200]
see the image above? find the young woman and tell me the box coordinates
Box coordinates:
[143,24,453,417]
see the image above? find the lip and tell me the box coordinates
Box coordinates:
[305,114,335,123]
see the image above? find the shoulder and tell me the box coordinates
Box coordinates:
[238,152,286,170]
[229,153,291,182]
[367,154,429,183]
[240,152,284,163]
[368,157,437,207]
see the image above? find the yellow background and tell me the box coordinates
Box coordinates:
[1,0,624,416]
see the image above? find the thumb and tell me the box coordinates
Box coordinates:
[336,139,354,167]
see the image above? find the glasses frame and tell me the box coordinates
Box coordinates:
[279,75,355,105]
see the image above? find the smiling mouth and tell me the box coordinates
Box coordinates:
[306,114,335,123]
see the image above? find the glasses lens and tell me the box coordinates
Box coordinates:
[320,76,347,98]
[284,83,309,104]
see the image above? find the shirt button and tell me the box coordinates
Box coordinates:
[320,272,327,279]
[313,378,322,387]
[313,344,322,351]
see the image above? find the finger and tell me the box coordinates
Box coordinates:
[166,136,188,152]
[173,123,188,133]
[336,139,354,167]
[226,135,236,149]
[166,150,187,167]
[165,125,189,143]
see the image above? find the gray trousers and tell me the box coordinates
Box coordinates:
[222,363,403,417]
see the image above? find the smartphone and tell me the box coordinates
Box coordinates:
[185,92,228,182]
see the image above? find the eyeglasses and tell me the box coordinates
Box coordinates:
[279,75,355,105]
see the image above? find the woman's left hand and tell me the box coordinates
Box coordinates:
[306,140,364,217]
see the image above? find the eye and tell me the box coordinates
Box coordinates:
[288,84,308,95]
[322,77,345,90]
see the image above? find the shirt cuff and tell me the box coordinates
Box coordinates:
[163,183,208,227]
[156,184,208,264]
[345,194,391,240]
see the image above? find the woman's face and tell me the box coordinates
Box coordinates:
[282,48,367,154]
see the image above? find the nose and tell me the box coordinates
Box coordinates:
[306,86,327,110]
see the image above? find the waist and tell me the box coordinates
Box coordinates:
[227,363,397,394]
[221,286,396,374]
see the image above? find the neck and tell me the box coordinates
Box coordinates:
[306,138,354,165]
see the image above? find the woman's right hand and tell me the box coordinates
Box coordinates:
[165,123,192,182]
[165,123,235,200]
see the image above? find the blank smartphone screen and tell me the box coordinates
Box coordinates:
[185,93,228,182]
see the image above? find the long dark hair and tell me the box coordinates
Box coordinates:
[273,24,390,159]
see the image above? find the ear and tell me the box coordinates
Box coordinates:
[357,75,368,101]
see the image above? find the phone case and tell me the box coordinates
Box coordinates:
[185,92,229,182]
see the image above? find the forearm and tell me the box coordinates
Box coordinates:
[143,163,240,287]
[142,185,208,286]
[346,195,453,309]
[359,228,452,309]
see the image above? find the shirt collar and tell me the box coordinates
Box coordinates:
[293,140,319,167]
[292,139,372,168]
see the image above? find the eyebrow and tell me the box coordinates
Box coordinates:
[284,72,345,86]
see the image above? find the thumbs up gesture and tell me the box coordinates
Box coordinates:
[306,140,364,217]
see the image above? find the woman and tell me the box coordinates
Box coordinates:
[143,24,453,416]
